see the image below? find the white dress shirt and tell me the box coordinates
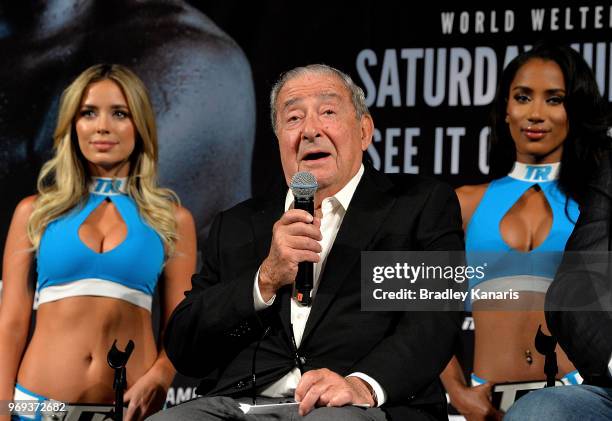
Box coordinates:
[252,164,387,406]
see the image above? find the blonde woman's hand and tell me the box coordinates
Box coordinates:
[123,366,170,421]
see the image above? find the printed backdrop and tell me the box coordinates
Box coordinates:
[0,0,610,415]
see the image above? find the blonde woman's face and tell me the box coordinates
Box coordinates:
[76,79,136,177]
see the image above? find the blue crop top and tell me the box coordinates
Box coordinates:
[36,177,164,310]
[466,162,579,304]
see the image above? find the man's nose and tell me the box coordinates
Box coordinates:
[301,113,321,141]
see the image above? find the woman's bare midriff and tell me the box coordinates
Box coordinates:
[17,296,157,403]
[473,296,575,383]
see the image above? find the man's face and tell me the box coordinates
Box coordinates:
[275,72,373,198]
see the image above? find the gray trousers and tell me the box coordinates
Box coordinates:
[146,396,388,421]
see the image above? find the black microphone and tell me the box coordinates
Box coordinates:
[289,171,318,306]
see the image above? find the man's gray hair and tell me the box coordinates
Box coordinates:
[270,64,370,132]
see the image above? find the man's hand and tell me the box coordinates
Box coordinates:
[259,209,322,301]
[449,382,503,421]
[294,368,375,416]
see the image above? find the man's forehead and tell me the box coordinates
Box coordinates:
[282,92,342,109]
[278,74,350,108]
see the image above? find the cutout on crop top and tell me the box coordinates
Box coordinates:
[77,196,128,254]
[497,183,553,252]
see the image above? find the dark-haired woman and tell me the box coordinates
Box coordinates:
[441,42,610,421]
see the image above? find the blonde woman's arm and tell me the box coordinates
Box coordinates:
[0,196,37,421]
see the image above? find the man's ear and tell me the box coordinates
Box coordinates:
[360,114,374,151]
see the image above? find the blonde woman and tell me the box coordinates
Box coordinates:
[0,64,196,421]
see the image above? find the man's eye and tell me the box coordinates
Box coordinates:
[323,109,335,115]
[287,115,300,122]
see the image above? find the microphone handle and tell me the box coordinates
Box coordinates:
[294,196,314,305]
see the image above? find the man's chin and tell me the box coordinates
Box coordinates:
[298,162,333,178]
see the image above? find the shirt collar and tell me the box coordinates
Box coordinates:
[285,164,365,212]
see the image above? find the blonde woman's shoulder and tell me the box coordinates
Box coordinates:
[173,205,197,248]
[12,195,38,220]
[168,204,197,270]
[174,205,195,227]
[4,195,38,252]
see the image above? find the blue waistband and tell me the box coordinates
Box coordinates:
[15,383,47,400]
[470,373,488,386]
[12,383,48,421]
[471,370,582,386]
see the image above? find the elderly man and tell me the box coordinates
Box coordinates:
[152,64,462,420]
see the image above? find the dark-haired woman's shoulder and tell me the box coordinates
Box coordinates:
[455,184,489,231]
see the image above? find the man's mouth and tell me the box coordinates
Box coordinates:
[302,151,331,161]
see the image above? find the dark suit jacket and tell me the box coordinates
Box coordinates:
[164,165,463,419]
[546,148,612,386]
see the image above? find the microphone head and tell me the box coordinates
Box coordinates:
[290,171,318,198]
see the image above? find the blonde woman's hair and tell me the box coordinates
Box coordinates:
[28,64,179,256]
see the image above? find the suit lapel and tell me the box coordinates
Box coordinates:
[301,166,396,343]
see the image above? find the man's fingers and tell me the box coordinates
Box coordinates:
[296,369,352,415]
[295,369,323,401]
[272,248,319,267]
[295,250,321,264]
[285,236,323,253]
[282,222,322,241]
[276,210,322,240]
[298,382,331,416]
[280,209,314,225]
[324,389,352,407]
